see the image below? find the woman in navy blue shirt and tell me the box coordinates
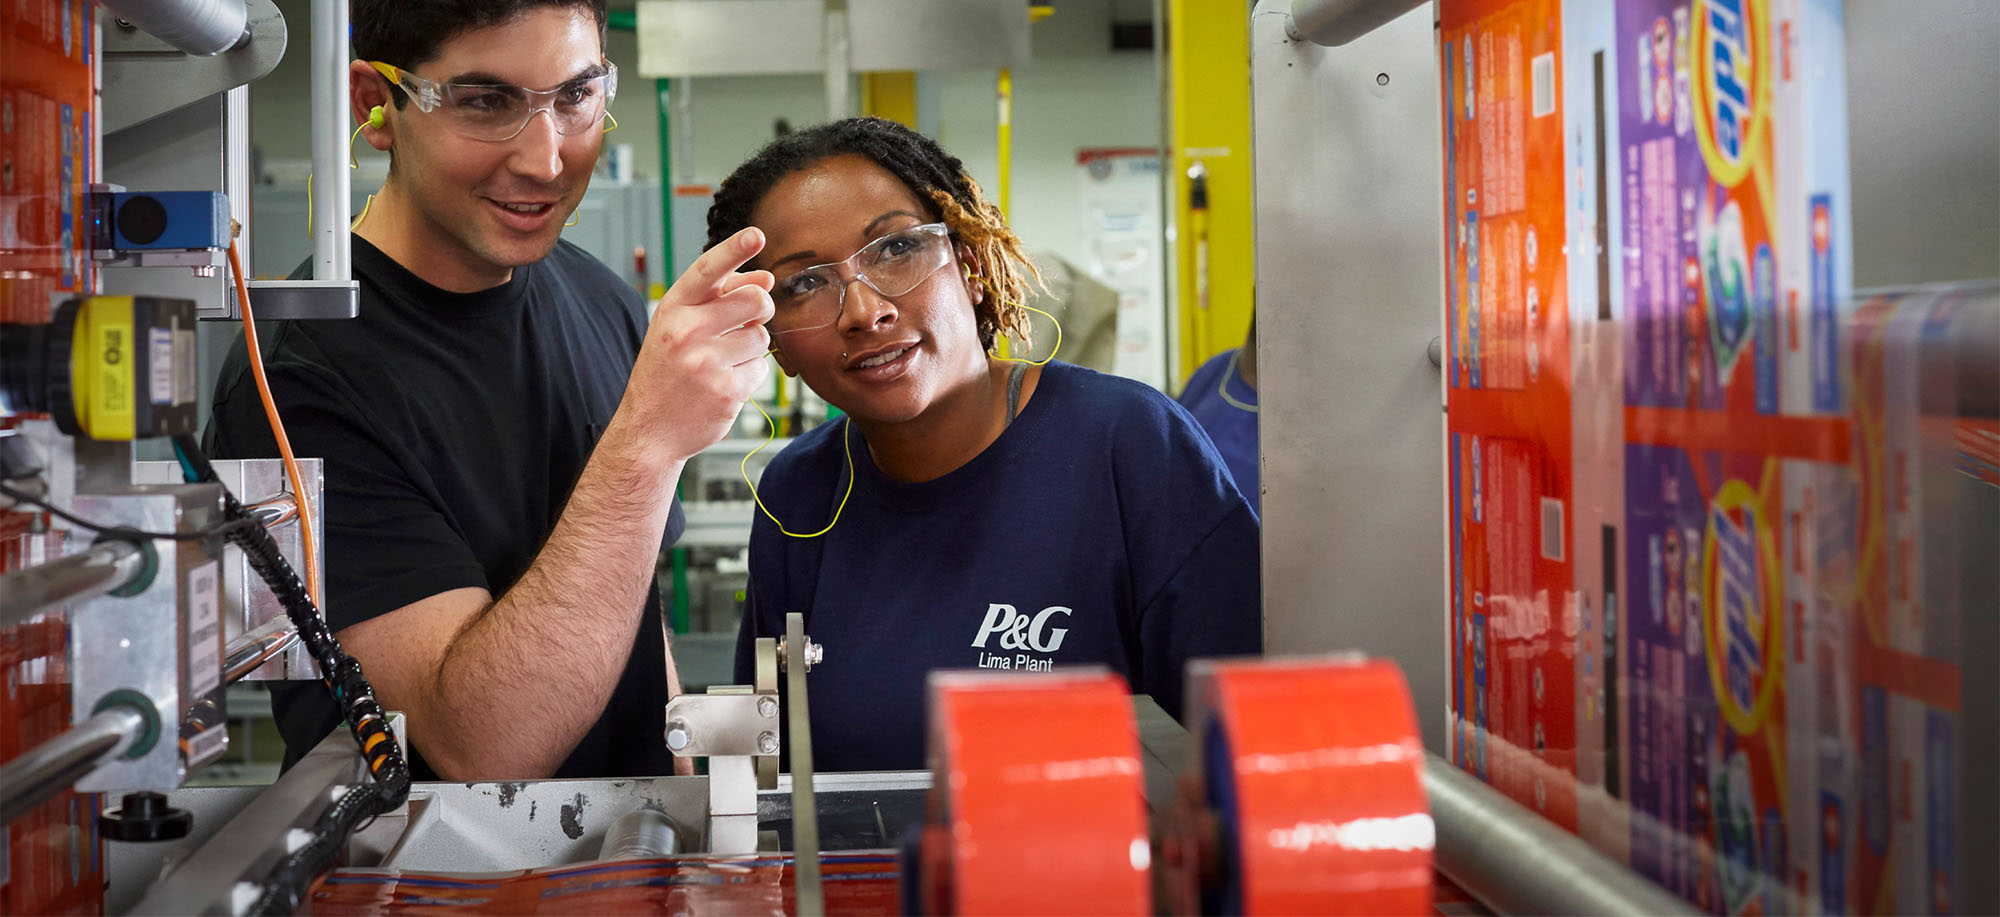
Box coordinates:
[708,118,1260,771]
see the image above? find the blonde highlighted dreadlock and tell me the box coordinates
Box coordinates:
[705,117,1048,353]
[924,182,1046,351]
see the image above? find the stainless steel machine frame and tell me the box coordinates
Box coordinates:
[104,696,1200,914]
[69,486,227,793]
[1251,0,1448,752]
[133,458,323,680]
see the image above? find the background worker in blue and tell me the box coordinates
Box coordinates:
[711,118,1262,772]
[1177,317,1260,515]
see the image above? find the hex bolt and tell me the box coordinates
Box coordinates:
[757,731,779,755]
[803,640,824,670]
[757,696,779,718]
[665,719,691,752]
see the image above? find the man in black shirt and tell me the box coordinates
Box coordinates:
[206,0,775,779]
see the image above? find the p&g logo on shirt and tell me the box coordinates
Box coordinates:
[971,603,1072,653]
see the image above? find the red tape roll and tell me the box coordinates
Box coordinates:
[927,669,1152,915]
[1194,656,1434,915]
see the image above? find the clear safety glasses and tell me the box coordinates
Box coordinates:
[367,60,619,142]
[769,222,956,336]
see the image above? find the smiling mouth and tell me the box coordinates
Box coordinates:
[853,346,911,369]
[494,201,554,214]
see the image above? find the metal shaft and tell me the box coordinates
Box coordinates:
[223,617,300,685]
[1426,754,1698,915]
[596,808,684,860]
[246,493,298,530]
[0,540,144,630]
[1287,0,1428,47]
[0,706,148,826]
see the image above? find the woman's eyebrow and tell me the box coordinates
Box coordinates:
[767,210,927,272]
[863,210,925,238]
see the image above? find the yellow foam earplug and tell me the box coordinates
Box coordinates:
[367,105,384,128]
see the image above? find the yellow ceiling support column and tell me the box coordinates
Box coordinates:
[861,71,918,128]
[994,68,1015,359]
[1165,0,1254,391]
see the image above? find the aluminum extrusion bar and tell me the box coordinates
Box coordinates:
[1426,754,1698,915]
[132,726,375,914]
[0,539,145,630]
[0,706,148,826]
[1286,0,1427,47]
[311,0,351,284]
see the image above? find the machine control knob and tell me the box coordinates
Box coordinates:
[99,791,193,842]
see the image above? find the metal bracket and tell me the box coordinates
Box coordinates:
[661,694,776,757]
[92,248,226,274]
[662,637,785,854]
[101,0,288,135]
[238,279,361,321]
[68,485,226,792]
[132,459,321,680]
[754,636,779,790]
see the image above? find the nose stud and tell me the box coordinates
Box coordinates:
[840,352,848,360]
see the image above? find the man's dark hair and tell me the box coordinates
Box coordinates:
[706,117,1043,351]
[352,0,609,108]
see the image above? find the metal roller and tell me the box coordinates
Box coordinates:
[1286,0,1429,48]
[0,539,147,631]
[0,704,149,826]
[97,0,249,55]
[596,808,685,860]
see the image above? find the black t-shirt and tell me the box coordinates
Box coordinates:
[205,236,683,779]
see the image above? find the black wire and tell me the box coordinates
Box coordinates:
[0,480,256,542]
[171,436,220,483]
[169,434,412,913]
[6,436,398,908]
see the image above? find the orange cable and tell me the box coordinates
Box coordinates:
[226,239,321,606]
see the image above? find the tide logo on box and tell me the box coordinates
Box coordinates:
[1692,0,1770,188]
[1702,478,1783,735]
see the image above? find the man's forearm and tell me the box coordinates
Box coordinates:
[423,425,683,778]
[400,226,775,778]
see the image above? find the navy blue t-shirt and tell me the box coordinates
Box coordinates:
[734,361,1262,772]
[1177,349,1260,516]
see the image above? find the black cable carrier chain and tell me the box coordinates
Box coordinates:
[174,436,412,914]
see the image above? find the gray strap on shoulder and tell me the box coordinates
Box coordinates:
[1006,362,1028,426]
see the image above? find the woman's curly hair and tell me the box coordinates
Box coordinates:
[705,117,1045,351]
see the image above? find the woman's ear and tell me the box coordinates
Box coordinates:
[958,245,986,305]
[770,343,799,378]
